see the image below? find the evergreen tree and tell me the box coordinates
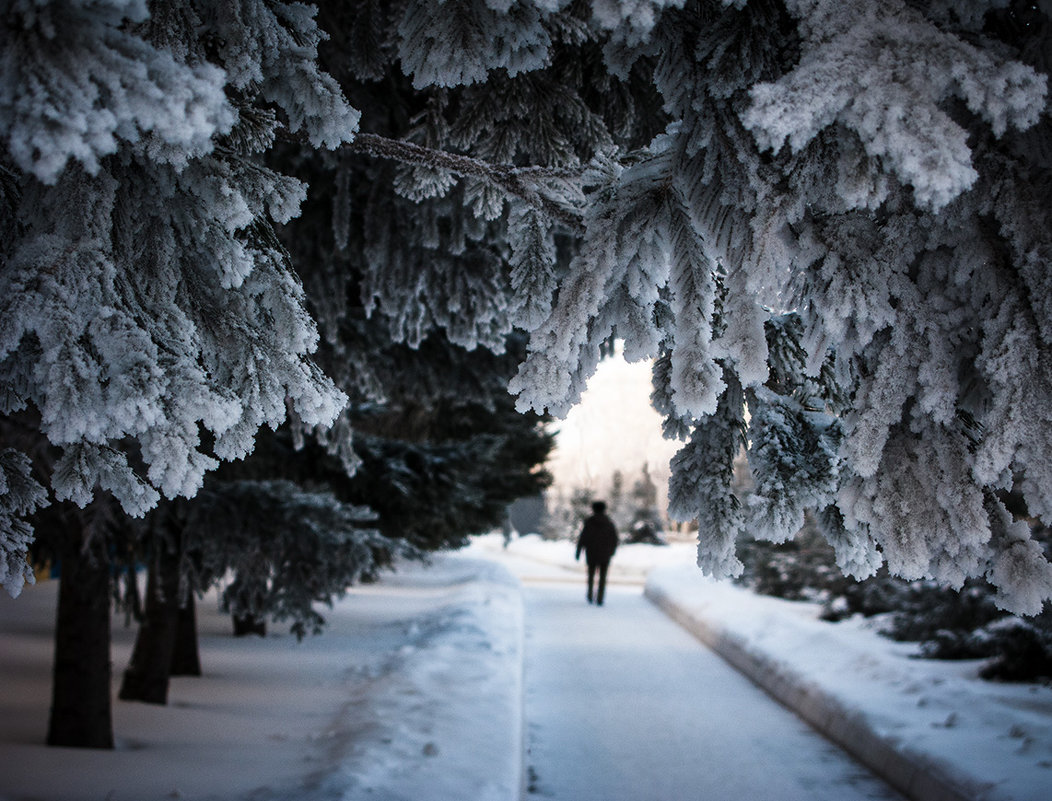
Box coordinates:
[2,0,555,741]
[608,469,626,527]
[115,328,551,707]
[629,463,662,530]
[113,321,551,708]
[2,0,1051,640]
[0,0,357,596]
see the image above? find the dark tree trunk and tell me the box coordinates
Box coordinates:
[118,533,181,704]
[169,599,201,676]
[120,551,179,703]
[47,522,114,749]
[232,613,266,637]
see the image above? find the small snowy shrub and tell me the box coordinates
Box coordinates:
[978,621,1052,682]
[737,519,851,602]
[881,581,1005,644]
[742,519,1052,682]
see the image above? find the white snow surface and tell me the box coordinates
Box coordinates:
[644,564,1052,801]
[482,533,1052,801]
[0,554,523,801]
[1,533,1050,800]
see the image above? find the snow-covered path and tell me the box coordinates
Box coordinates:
[521,581,904,801]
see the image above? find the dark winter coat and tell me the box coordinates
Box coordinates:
[576,512,619,566]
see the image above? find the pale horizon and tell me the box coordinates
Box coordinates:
[545,344,681,519]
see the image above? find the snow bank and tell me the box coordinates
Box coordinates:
[0,554,524,801]
[315,556,525,801]
[645,565,1052,801]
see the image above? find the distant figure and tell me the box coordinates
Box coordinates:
[575,501,619,605]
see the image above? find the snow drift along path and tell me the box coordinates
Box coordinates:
[518,581,903,801]
[645,565,1052,801]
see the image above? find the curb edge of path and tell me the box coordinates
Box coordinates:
[644,582,996,801]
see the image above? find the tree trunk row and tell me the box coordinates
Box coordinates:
[118,527,195,704]
[46,511,202,748]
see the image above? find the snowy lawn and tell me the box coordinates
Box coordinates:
[0,554,523,801]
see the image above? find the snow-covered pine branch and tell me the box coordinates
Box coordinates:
[668,369,747,578]
[0,0,360,588]
[2,0,1051,616]
[0,449,47,597]
[184,479,409,640]
[743,0,1046,211]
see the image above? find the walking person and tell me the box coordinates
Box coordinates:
[575,501,619,605]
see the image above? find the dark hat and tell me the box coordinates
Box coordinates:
[591,500,607,514]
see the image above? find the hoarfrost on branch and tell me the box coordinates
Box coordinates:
[2,0,1051,613]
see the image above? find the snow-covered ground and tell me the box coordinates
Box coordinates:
[0,555,523,801]
[518,581,902,801]
[645,565,1052,801]
[1,534,1049,801]
[474,533,1052,801]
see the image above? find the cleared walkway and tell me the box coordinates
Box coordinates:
[522,582,903,801]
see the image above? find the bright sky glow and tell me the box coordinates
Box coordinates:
[545,344,681,517]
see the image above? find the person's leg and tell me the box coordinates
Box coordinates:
[586,562,596,603]
[596,561,609,605]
